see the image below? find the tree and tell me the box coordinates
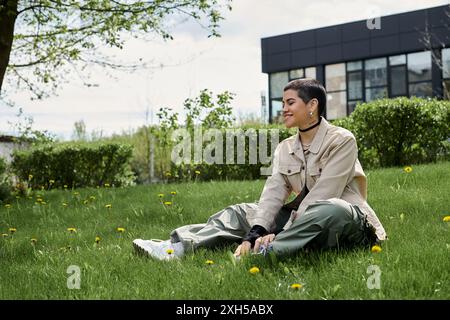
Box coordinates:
[0,0,232,98]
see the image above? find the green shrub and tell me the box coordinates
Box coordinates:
[334,97,450,168]
[0,157,11,203]
[11,142,135,189]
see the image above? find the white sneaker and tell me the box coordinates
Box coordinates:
[133,239,184,261]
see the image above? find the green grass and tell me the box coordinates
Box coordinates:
[0,162,449,299]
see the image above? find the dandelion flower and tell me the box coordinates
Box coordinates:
[165,172,172,177]
[166,248,174,255]
[73,192,80,196]
[164,201,172,206]
[95,236,101,244]
[4,204,11,209]
[2,233,8,237]
[117,227,125,233]
[403,166,413,173]
[83,200,89,205]
[105,204,112,209]
[62,203,68,207]
[371,245,382,253]
[89,196,96,201]
[158,193,164,198]
[171,191,177,195]
[49,180,55,184]
[249,266,260,274]
[31,238,37,244]
[37,198,43,202]
[64,185,68,189]
[205,260,214,265]
[28,174,33,180]
[67,227,77,233]
[195,170,201,175]
[443,216,450,222]
[290,283,303,290]
[8,228,16,234]
[104,183,110,188]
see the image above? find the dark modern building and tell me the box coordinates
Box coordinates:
[261,5,450,123]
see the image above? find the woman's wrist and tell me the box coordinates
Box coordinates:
[242,225,268,246]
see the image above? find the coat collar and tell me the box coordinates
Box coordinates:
[291,116,329,155]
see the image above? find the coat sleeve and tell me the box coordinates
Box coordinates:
[252,144,292,231]
[296,135,357,216]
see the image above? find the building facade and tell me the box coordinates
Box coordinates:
[261,5,450,123]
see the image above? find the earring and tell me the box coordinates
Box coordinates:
[309,111,313,118]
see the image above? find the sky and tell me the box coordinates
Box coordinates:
[1,0,449,140]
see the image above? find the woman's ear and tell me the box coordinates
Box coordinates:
[308,98,319,115]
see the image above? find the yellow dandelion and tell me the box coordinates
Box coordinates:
[165,172,172,177]
[290,283,303,290]
[67,227,77,233]
[73,192,80,196]
[158,193,164,198]
[403,166,413,173]
[83,200,89,205]
[4,204,11,209]
[205,260,214,265]
[371,245,382,253]
[62,203,68,207]
[28,174,33,180]
[104,183,110,188]
[116,227,125,233]
[63,185,68,189]
[166,248,174,255]
[95,236,101,244]
[171,191,177,195]
[37,198,43,202]
[105,204,112,209]
[164,201,172,206]
[443,216,450,222]
[89,196,96,201]
[2,233,8,237]
[49,179,55,184]
[31,238,38,244]
[41,201,47,205]
[8,228,17,234]
[249,266,260,274]
[195,170,201,175]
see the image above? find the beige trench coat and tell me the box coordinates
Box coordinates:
[248,117,386,241]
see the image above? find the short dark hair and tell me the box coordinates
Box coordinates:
[283,78,327,116]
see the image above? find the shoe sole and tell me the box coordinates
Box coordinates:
[132,240,177,261]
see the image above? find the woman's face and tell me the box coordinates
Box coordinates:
[282,89,313,129]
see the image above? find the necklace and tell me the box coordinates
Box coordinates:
[298,117,322,132]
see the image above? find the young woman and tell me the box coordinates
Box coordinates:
[133,79,386,260]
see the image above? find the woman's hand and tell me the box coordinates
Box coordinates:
[253,233,275,253]
[234,240,252,257]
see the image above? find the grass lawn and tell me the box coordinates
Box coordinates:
[0,161,449,299]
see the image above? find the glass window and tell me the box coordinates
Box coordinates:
[327,92,347,120]
[389,54,406,66]
[289,69,304,80]
[366,87,387,101]
[305,67,316,79]
[325,63,346,91]
[270,72,289,99]
[407,51,431,82]
[347,61,362,71]
[365,58,387,87]
[443,48,450,79]
[409,82,432,97]
[348,71,363,100]
[390,65,407,96]
[271,100,283,123]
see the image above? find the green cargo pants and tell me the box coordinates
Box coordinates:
[170,200,374,256]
